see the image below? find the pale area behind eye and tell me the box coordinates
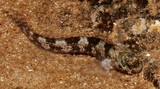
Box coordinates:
[101,58,113,71]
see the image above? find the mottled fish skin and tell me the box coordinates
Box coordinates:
[4,11,143,75]
[15,18,113,59]
[5,11,113,59]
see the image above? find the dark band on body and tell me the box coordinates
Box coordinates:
[87,37,101,46]
[65,37,80,44]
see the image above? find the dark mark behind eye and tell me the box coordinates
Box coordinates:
[104,43,113,55]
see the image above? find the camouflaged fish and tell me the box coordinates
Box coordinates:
[3,0,160,88]
[4,11,143,75]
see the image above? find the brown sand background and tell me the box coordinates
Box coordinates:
[0,0,159,89]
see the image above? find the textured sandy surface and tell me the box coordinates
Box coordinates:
[0,0,159,89]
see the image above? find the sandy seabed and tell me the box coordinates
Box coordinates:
[0,0,160,89]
